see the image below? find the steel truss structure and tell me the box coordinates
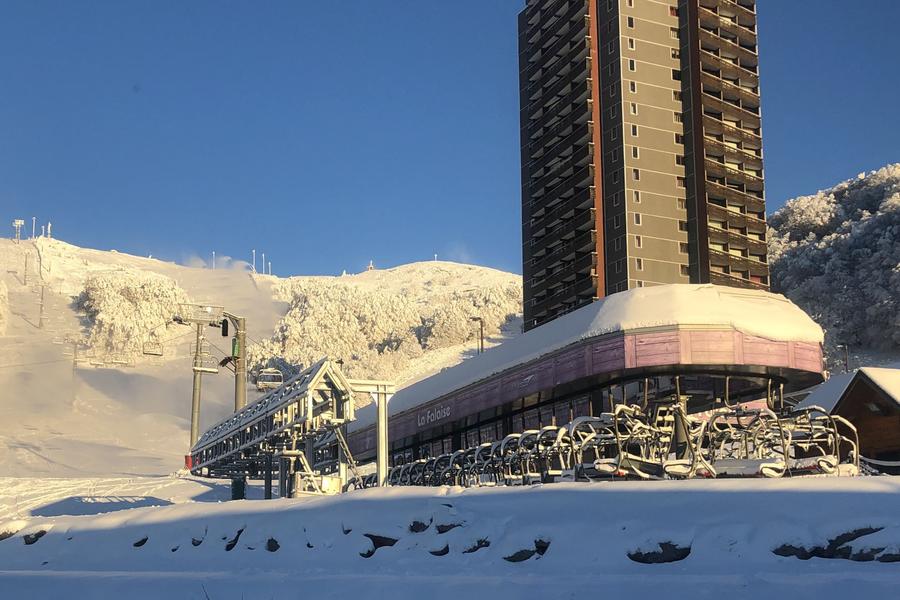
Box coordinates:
[190,358,389,496]
[356,395,860,490]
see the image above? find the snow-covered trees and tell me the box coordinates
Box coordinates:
[248,263,522,382]
[0,281,8,336]
[76,270,190,357]
[768,163,900,353]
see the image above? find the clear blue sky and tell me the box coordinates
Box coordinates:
[2,1,898,275]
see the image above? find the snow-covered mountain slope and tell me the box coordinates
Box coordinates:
[1,477,899,599]
[0,238,521,476]
[768,164,900,366]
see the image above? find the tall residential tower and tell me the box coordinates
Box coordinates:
[519,0,768,330]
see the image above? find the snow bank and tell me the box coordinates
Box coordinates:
[76,270,190,358]
[354,284,822,428]
[1,478,899,599]
[249,262,522,384]
[769,163,900,355]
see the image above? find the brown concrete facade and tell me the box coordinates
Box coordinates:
[519,0,770,331]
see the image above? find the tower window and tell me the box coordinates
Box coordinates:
[670,27,679,39]
[679,220,688,231]
[677,176,686,188]
[635,235,643,248]
[681,265,690,276]
[629,80,637,93]
[636,258,644,270]
[679,242,689,254]
[628,59,636,71]
[633,190,641,203]
[672,69,681,80]
[628,38,635,50]
[675,133,684,144]
[627,16,635,28]
[632,146,639,158]
[630,102,638,115]
[634,212,642,225]
[632,169,640,181]
[631,124,639,136]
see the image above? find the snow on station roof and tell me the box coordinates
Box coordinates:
[351,284,824,431]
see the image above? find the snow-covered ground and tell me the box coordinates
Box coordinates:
[1,476,899,599]
[0,238,521,477]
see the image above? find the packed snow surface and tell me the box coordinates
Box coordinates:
[1,476,899,599]
[353,284,823,429]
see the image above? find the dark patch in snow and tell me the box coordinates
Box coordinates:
[409,518,432,533]
[0,529,19,542]
[505,539,551,562]
[23,530,47,545]
[462,539,490,554]
[171,546,179,552]
[430,545,450,556]
[441,503,453,508]
[192,537,203,547]
[132,536,149,548]
[224,528,244,552]
[360,534,398,558]
[266,538,280,552]
[306,542,314,549]
[773,527,889,561]
[504,549,535,562]
[342,524,352,535]
[436,523,462,534]
[628,541,691,564]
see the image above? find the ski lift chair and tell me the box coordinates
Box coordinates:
[447,450,467,486]
[433,453,453,486]
[705,406,788,478]
[535,425,567,482]
[499,434,523,486]
[256,368,284,391]
[517,430,542,485]
[388,465,403,486]
[473,443,495,486]
[780,406,859,476]
[422,457,438,487]
[566,415,618,480]
[408,459,427,486]
[459,446,479,487]
[610,404,669,479]
[398,462,414,486]
[489,441,505,485]
[660,403,714,479]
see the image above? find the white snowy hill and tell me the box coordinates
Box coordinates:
[768,163,900,368]
[0,238,521,477]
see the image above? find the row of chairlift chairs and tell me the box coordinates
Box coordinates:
[351,396,860,489]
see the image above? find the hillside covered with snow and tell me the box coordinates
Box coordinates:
[0,238,521,476]
[768,164,900,363]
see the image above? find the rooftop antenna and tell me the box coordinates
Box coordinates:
[47,222,52,239]
[367,260,375,271]
[268,260,272,276]
[261,252,266,274]
[434,253,438,261]
[212,251,216,270]
[11,219,23,243]
[252,249,256,273]
[31,216,36,239]
[41,225,45,237]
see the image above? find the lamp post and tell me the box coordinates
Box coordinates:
[836,344,850,373]
[470,316,484,354]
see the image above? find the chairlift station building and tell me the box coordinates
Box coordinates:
[347,285,825,466]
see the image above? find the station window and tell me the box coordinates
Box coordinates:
[633,190,641,203]
[634,212,642,225]
[627,16,635,28]
[635,235,643,248]
[680,264,690,276]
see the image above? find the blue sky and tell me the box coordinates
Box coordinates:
[2,1,898,276]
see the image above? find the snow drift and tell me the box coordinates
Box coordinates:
[2,477,900,599]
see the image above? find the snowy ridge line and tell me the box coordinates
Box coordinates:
[349,284,824,432]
